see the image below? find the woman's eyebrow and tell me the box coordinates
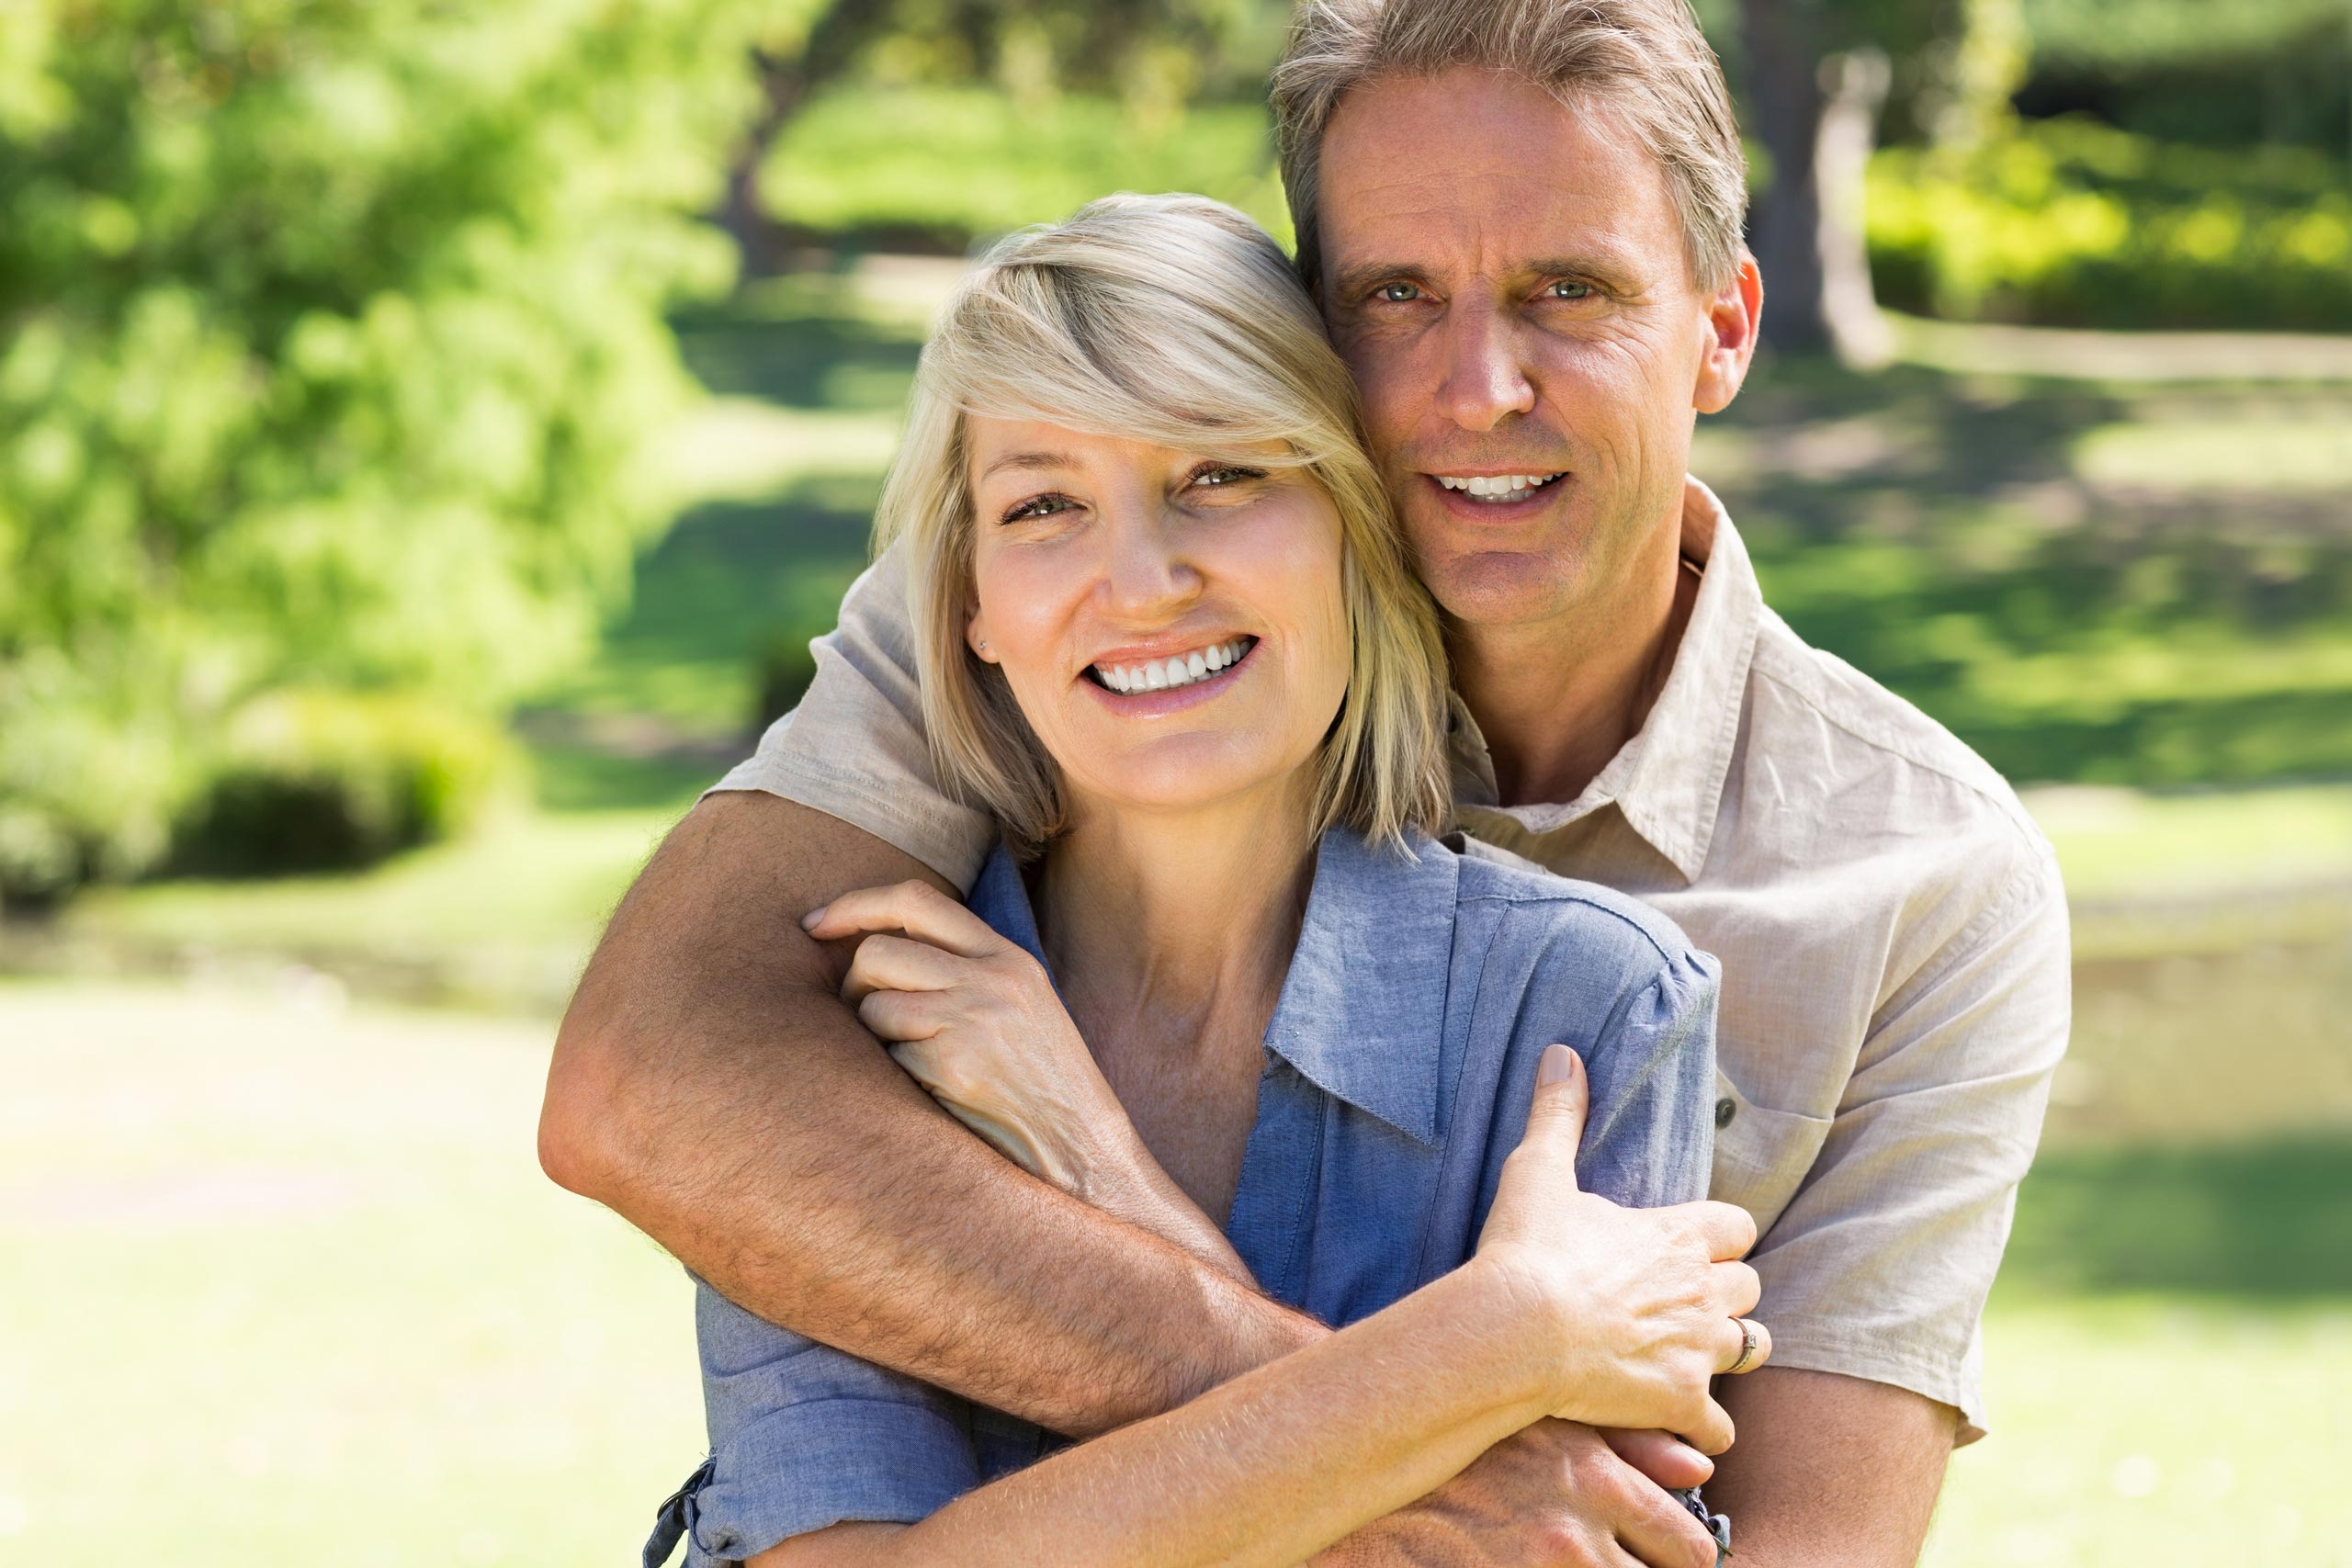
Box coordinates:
[979,449,1080,479]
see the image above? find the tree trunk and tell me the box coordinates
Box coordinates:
[715,2,894,284]
[718,47,807,281]
[1740,1,1892,366]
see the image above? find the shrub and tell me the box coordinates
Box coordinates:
[1869,117,2352,330]
[0,0,774,902]
[170,691,518,878]
[761,85,1290,250]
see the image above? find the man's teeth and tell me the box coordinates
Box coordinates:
[1436,472,1564,502]
[1094,638,1252,694]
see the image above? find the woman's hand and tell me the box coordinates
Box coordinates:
[1473,1045,1770,1456]
[804,881,1251,1281]
[805,879,1132,1187]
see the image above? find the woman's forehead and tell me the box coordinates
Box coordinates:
[964,415,1292,480]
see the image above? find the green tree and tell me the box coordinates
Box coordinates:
[0,1,768,902]
[1739,0,2030,360]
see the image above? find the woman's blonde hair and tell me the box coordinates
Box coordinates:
[874,192,1450,858]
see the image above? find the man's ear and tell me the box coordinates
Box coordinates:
[1694,252,1763,416]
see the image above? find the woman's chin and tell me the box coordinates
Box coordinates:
[1060,743,1314,826]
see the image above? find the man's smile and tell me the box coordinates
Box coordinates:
[1420,468,1570,521]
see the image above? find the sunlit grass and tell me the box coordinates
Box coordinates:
[4,978,2345,1568]
[2028,783,2352,901]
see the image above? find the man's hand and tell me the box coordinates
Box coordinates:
[1312,1420,1723,1568]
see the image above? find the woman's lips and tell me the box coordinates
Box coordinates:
[1080,637,1260,715]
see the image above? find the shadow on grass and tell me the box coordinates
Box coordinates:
[1999,1132,2352,1300]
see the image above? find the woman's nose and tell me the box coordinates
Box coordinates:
[1099,503,1203,614]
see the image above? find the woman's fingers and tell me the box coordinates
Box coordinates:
[1680,1396,1736,1458]
[855,986,948,1044]
[841,932,972,1006]
[1668,1199,1758,1262]
[1709,1258,1762,1319]
[804,879,1002,959]
[1716,1314,1772,1375]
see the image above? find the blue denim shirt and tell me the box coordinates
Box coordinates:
[649,827,1720,1567]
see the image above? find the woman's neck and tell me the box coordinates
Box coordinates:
[1034,781,1318,1055]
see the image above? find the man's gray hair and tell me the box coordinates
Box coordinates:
[1272,0,1748,294]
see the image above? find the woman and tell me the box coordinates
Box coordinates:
[648,194,1765,1568]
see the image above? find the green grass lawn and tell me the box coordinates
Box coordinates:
[2,977,2344,1566]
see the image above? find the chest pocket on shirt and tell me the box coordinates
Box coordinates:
[1706,1068,1833,1238]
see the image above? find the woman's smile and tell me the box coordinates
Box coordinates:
[1083,635,1261,709]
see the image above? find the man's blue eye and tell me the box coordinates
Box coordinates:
[1546,280,1593,299]
[1377,282,1421,303]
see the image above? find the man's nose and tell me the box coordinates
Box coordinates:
[1436,306,1537,433]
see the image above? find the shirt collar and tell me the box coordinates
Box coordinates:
[967,828,1456,1147]
[1261,828,1455,1145]
[1450,477,1762,885]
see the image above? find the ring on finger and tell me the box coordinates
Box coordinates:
[1726,1317,1763,1375]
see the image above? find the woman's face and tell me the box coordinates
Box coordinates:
[963,415,1352,824]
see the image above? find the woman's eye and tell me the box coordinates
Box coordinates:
[1189,464,1265,491]
[1544,280,1594,300]
[1002,493,1073,524]
[1375,281,1422,303]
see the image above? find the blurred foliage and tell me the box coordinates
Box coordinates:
[2018,0,2350,152]
[170,689,518,877]
[763,86,1288,250]
[1869,118,2352,330]
[850,0,1287,112]
[0,0,769,902]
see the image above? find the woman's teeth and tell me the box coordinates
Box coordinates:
[1093,637,1252,694]
[1436,472,1563,502]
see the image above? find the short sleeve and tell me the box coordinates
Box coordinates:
[656,1279,983,1565]
[705,542,995,891]
[1465,875,1722,1221]
[1746,840,2070,1443]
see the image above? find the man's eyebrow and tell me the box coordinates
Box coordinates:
[1329,261,1433,300]
[1329,254,1648,299]
[978,449,1079,480]
[1525,254,1644,291]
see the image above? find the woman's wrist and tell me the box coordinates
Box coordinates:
[1456,1247,1589,1417]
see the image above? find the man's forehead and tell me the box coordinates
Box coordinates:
[1315,68,1677,283]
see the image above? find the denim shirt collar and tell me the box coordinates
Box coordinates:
[967,826,1458,1146]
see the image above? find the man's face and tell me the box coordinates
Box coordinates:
[1317,67,1752,634]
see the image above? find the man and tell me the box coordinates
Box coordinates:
[541,1,2070,1563]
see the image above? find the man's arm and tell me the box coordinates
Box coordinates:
[1699,828,2071,1564]
[1706,1369,1956,1566]
[537,790,1321,1435]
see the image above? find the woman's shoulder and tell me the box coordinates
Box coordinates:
[1436,830,1715,983]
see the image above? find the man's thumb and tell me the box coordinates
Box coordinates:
[1525,1044,1589,1179]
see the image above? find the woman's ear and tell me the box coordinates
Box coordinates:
[966,603,997,663]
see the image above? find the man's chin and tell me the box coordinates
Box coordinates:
[1420,549,1583,632]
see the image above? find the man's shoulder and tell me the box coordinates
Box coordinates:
[1745,606,2056,886]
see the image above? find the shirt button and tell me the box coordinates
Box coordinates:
[1714,1096,1736,1129]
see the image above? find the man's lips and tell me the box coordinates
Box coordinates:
[1419,469,1570,520]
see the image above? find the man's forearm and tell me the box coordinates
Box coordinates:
[538,793,1321,1434]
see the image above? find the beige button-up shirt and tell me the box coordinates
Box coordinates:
[715,479,2070,1441]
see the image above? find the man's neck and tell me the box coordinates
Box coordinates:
[1452,513,1700,810]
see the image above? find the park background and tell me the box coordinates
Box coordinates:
[2,0,2347,1562]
